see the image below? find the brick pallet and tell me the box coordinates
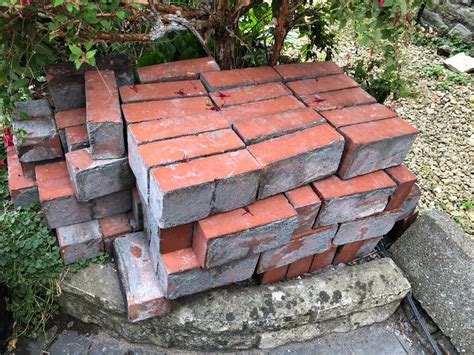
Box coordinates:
[7,56,421,324]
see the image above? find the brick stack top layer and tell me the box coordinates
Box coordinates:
[122,57,418,229]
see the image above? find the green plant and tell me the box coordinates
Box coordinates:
[422,64,472,90]
[412,30,470,55]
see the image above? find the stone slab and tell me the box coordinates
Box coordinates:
[391,210,474,353]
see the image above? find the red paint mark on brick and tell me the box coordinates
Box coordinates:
[130,245,142,258]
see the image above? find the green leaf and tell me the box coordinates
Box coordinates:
[116,10,127,20]
[14,78,30,90]
[400,0,407,13]
[53,0,64,6]
[68,45,83,56]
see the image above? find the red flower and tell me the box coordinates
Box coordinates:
[370,47,375,56]
[379,0,384,7]
[313,95,325,103]
[393,15,400,26]
[216,91,230,99]
[2,128,14,148]
[0,160,5,169]
[405,14,411,24]
[174,89,186,96]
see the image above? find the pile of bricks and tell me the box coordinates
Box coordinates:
[7,56,421,323]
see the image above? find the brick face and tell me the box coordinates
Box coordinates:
[55,107,86,130]
[302,87,377,112]
[274,61,344,81]
[119,80,207,103]
[99,214,132,254]
[6,147,39,208]
[385,164,417,210]
[321,103,397,129]
[201,66,281,91]
[284,185,322,232]
[287,74,359,97]
[64,124,89,152]
[209,82,291,107]
[310,246,337,272]
[259,265,289,285]
[56,220,103,264]
[286,255,313,279]
[194,194,298,269]
[333,240,364,265]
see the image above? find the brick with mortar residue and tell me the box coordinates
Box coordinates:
[321,103,397,129]
[137,57,219,83]
[56,220,103,264]
[309,246,337,272]
[122,96,212,124]
[397,184,421,221]
[201,66,281,91]
[7,147,39,208]
[287,74,359,97]
[85,70,124,159]
[257,225,337,273]
[119,80,207,103]
[99,214,132,254]
[385,164,417,210]
[157,247,259,299]
[131,188,144,230]
[313,172,397,226]
[274,61,344,82]
[302,87,377,112]
[232,107,325,145]
[337,117,418,179]
[194,194,298,269]
[355,237,382,259]
[91,189,132,220]
[209,82,291,107]
[259,265,289,285]
[65,124,89,152]
[248,124,345,199]
[222,95,304,124]
[114,232,172,322]
[284,185,322,233]
[130,129,244,204]
[149,150,261,228]
[333,240,365,265]
[286,255,314,279]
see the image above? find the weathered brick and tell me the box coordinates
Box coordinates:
[273,61,343,82]
[157,248,258,299]
[259,265,289,285]
[257,225,336,273]
[309,246,337,272]
[114,232,172,322]
[85,70,125,159]
[302,87,377,112]
[209,82,291,107]
[232,107,325,145]
[286,255,313,279]
[48,75,86,112]
[99,214,132,254]
[386,210,419,243]
[201,67,281,91]
[56,220,103,264]
[149,150,261,228]
[222,95,304,124]
[287,74,359,97]
[385,164,417,210]
[333,209,402,246]
[332,240,365,265]
[397,184,421,221]
[6,147,39,208]
[248,124,345,199]
[36,162,93,228]
[64,124,89,152]
[55,107,86,151]
[194,195,298,269]
[284,185,322,232]
[137,57,219,83]
[131,129,244,203]
[91,189,132,219]
[131,188,144,231]
[313,172,397,226]
[338,117,418,179]
[13,99,63,163]
[355,237,382,259]
[66,148,133,202]
[122,96,211,124]
[321,103,397,129]
[119,80,207,103]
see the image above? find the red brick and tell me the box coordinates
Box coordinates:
[321,103,397,128]
[114,232,173,322]
[157,248,258,299]
[355,237,382,259]
[159,223,194,254]
[36,161,76,203]
[313,172,396,226]
[385,164,417,210]
[284,186,322,232]
[55,107,86,129]
[338,117,419,179]
[85,70,124,159]
[260,265,289,285]
[302,87,377,112]
[222,95,304,124]
[232,107,325,145]
[56,220,103,264]
[194,194,298,269]
[99,214,132,254]
[131,129,244,202]
[201,66,281,91]
[397,184,421,221]
[64,124,89,152]
[333,240,365,265]
[137,57,219,83]
[286,256,313,279]
[209,82,291,107]
[7,147,38,208]
[257,225,337,273]
[247,124,345,198]
[119,80,207,103]
[309,247,337,272]
[287,74,359,97]
[274,61,343,81]
[122,96,211,124]
[149,150,262,227]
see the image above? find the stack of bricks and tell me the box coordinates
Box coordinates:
[6,56,421,323]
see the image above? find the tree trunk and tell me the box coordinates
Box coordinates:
[271,0,290,66]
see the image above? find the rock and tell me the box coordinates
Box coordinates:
[437,45,454,57]
[421,10,449,34]
[443,52,474,73]
[391,210,474,353]
[58,258,410,350]
[448,23,473,43]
